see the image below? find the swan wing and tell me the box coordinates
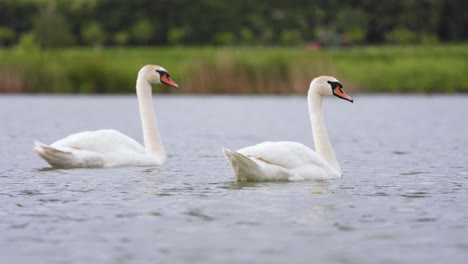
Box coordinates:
[223,148,290,181]
[34,140,105,168]
[51,129,146,154]
[36,129,161,168]
[230,141,340,180]
[237,141,326,169]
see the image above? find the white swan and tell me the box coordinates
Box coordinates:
[34,64,179,168]
[223,76,353,181]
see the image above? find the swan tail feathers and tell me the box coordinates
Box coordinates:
[223,148,265,181]
[33,140,75,168]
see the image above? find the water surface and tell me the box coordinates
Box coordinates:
[1,95,467,264]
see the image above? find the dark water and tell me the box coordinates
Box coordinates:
[1,95,467,264]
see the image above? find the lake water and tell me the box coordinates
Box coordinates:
[1,95,467,264]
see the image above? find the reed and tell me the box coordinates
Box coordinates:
[0,44,466,94]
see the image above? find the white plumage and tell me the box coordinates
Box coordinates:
[224,76,353,181]
[34,65,179,168]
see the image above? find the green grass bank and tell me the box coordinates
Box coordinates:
[0,44,466,94]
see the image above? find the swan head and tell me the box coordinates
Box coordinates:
[138,65,179,88]
[310,76,353,103]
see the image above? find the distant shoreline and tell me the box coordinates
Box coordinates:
[1,44,466,94]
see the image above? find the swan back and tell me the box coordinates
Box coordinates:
[238,141,325,169]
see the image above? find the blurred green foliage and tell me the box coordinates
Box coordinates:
[0,27,15,46]
[0,45,466,93]
[0,0,466,47]
[1,1,466,93]
[31,7,75,48]
[81,22,106,47]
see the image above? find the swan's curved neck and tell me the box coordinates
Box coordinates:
[308,91,341,175]
[136,78,166,163]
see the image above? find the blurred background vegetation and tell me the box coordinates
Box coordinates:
[0,0,467,93]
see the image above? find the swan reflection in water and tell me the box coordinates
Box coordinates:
[227,179,335,195]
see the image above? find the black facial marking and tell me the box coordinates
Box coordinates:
[327,80,343,89]
[156,69,170,78]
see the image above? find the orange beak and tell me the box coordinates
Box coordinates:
[333,87,353,103]
[161,74,179,88]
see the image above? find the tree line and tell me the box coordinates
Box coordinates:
[0,0,466,48]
